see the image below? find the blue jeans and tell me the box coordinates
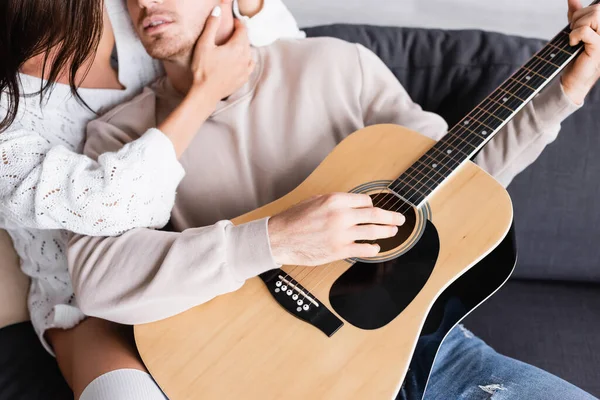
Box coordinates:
[399,324,596,400]
[395,295,596,400]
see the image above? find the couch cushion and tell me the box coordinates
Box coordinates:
[304,24,600,283]
[463,280,600,397]
[0,322,72,400]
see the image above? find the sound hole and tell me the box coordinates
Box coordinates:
[367,192,417,253]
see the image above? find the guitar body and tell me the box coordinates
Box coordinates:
[134,124,515,399]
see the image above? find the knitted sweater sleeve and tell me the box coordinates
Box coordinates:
[0,101,185,236]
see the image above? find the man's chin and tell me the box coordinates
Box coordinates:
[143,41,187,62]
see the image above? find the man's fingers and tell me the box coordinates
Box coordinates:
[570,25,600,47]
[351,207,406,227]
[572,12,600,33]
[569,0,583,23]
[324,193,373,209]
[351,225,399,241]
[199,5,223,46]
[572,4,597,27]
[347,243,381,259]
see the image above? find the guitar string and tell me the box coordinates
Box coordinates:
[284,0,600,294]
[288,30,577,291]
[281,28,576,293]
[286,29,574,288]
[370,29,576,222]
[286,32,572,286]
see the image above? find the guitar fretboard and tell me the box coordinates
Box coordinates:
[388,14,592,208]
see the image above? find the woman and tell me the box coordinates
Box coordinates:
[0,0,304,398]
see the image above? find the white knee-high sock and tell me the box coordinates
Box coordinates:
[79,369,168,400]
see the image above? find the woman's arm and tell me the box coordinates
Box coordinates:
[0,11,253,236]
[0,119,183,236]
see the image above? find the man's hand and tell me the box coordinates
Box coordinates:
[562,0,600,105]
[268,193,406,266]
[189,7,254,103]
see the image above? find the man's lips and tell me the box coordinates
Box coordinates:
[141,15,174,33]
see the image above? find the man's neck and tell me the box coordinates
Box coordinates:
[162,23,238,96]
[163,57,195,96]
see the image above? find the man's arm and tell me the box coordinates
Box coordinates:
[355,44,582,188]
[68,219,278,324]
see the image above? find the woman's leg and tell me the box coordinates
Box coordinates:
[0,229,29,330]
[424,325,595,400]
[47,317,166,400]
[79,369,167,400]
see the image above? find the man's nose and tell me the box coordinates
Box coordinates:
[136,0,164,8]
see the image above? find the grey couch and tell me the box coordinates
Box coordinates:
[1,24,598,400]
[304,24,600,396]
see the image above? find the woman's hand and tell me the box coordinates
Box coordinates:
[562,0,600,105]
[237,0,265,17]
[158,6,254,158]
[189,6,255,103]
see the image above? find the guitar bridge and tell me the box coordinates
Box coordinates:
[260,269,343,337]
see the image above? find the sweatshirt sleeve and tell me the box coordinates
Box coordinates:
[355,43,582,188]
[233,0,306,47]
[0,119,184,236]
[68,218,280,324]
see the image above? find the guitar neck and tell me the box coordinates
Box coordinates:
[389,4,598,208]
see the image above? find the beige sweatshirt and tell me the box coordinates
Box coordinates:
[69,37,580,324]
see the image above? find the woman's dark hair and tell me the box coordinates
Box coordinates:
[0,0,104,131]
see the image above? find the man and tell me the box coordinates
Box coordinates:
[69,0,600,398]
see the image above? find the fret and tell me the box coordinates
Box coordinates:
[459,103,504,134]
[453,120,488,142]
[474,106,504,125]
[388,19,588,208]
[424,149,463,172]
[522,65,550,80]
[504,78,535,99]
[542,48,572,66]
[528,63,555,80]
[509,77,535,92]
[534,54,560,69]
[430,143,469,159]
[496,86,529,105]
[479,99,512,122]
[453,116,496,141]
[389,174,432,205]
[516,69,545,87]
[392,171,434,195]
[396,174,437,196]
[445,126,480,149]
[485,95,517,113]
[496,87,525,103]
[489,87,523,111]
[417,155,454,176]
[406,157,453,182]
[547,42,574,57]
[436,134,480,159]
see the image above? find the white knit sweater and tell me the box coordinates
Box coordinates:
[0,0,304,354]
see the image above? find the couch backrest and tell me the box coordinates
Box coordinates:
[305,24,600,283]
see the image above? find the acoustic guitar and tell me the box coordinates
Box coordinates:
[134,11,592,400]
